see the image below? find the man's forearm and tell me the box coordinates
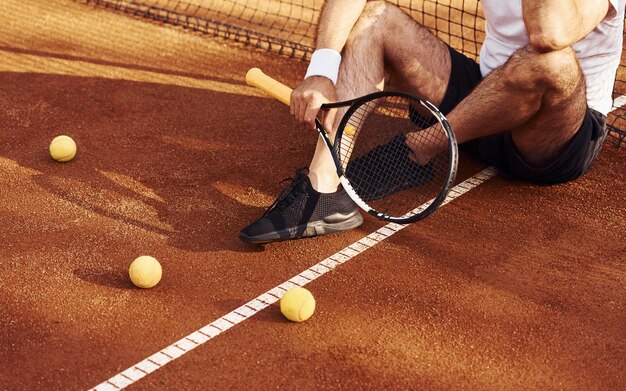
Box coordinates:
[523,0,610,52]
[316,0,368,51]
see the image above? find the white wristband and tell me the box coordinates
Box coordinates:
[304,48,342,85]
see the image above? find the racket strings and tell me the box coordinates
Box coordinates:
[338,95,452,220]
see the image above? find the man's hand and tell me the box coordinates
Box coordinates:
[287,0,367,132]
[290,76,337,132]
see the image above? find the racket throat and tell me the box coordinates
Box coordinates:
[339,176,378,216]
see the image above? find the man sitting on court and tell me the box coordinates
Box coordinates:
[240,0,625,244]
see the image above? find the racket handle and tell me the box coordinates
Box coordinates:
[246,68,293,106]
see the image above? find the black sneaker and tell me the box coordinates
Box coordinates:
[345,134,433,201]
[239,169,363,244]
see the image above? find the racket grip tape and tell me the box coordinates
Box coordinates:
[246,68,293,106]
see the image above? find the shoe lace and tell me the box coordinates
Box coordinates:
[261,168,310,217]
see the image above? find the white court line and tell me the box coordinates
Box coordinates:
[89,167,497,390]
[89,95,626,390]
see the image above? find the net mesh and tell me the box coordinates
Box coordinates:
[84,0,625,146]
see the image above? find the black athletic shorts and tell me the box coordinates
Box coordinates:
[439,45,608,185]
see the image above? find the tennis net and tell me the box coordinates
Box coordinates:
[84,0,625,146]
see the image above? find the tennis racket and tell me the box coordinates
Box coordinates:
[246,68,458,224]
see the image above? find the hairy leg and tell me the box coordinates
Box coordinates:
[308,1,451,192]
[408,45,587,167]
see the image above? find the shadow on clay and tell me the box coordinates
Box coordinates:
[73,267,135,289]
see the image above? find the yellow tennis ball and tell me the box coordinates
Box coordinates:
[280,287,316,322]
[344,124,356,136]
[49,135,77,162]
[129,255,162,289]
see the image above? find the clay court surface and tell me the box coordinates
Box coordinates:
[1,1,625,389]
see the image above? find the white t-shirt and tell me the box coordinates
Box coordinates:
[480,0,625,115]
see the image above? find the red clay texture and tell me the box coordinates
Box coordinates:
[0,1,624,390]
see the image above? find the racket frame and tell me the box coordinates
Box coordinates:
[245,68,458,224]
[317,91,458,224]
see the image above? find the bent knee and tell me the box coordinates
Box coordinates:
[536,47,580,88]
[362,1,390,20]
[348,1,409,46]
[347,1,389,46]
[507,46,582,95]
[356,1,414,30]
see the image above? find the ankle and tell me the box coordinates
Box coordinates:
[307,171,339,193]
